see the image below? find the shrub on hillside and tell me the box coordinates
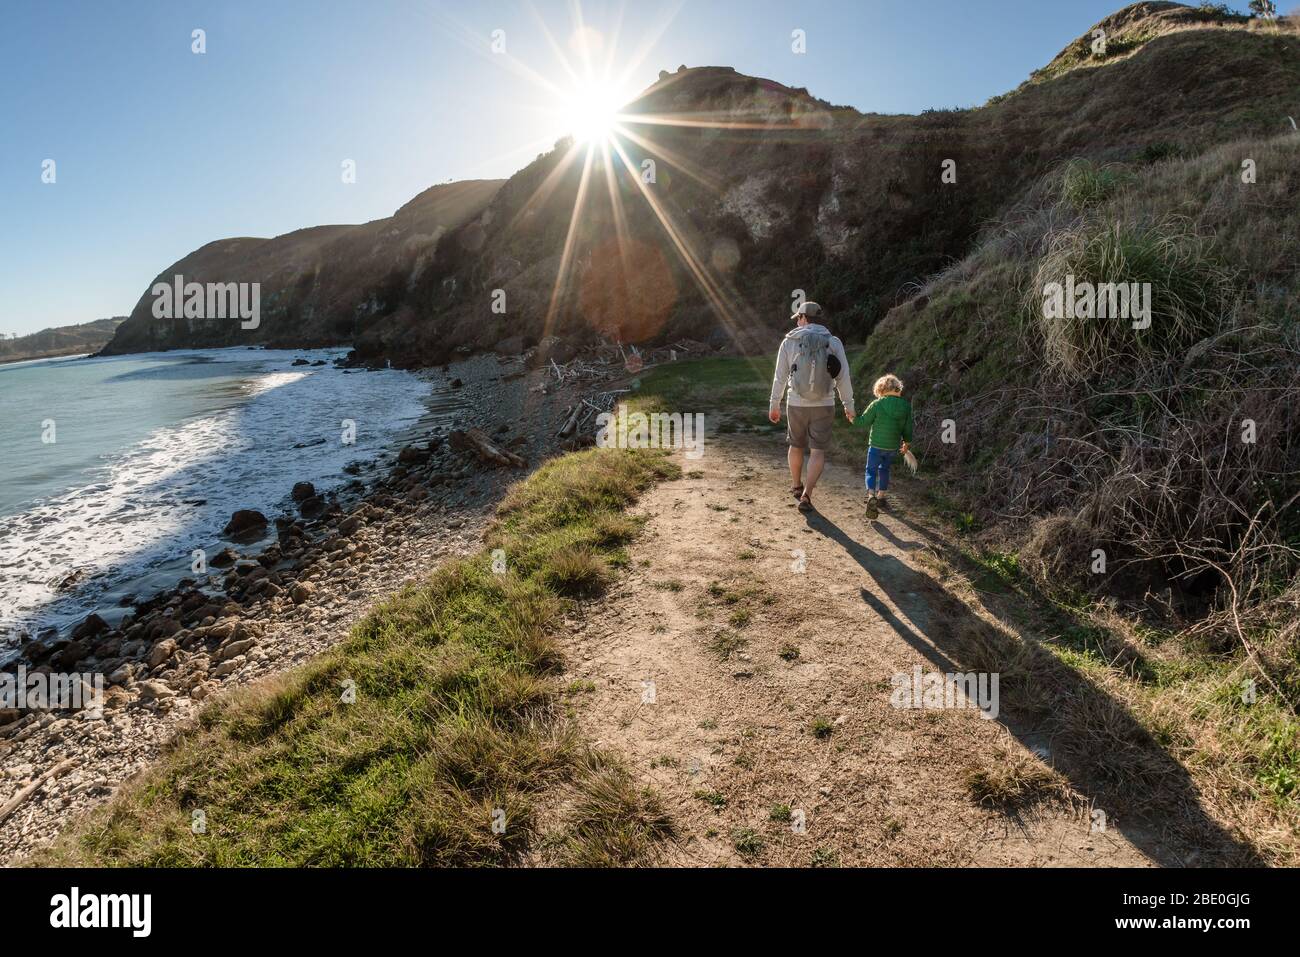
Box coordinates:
[1032,218,1238,377]
[1061,159,1132,209]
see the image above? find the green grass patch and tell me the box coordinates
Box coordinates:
[630,356,774,418]
[810,717,835,739]
[43,448,680,867]
[631,355,869,448]
[731,827,764,858]
[694,789,727,810]
[1061,159,1132,209]
[707,629,748,660]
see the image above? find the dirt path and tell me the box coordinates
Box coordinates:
[564,434,1163,867]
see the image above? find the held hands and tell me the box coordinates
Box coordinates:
[845,409,856,424]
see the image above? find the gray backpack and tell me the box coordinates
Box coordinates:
[787,330,834,400]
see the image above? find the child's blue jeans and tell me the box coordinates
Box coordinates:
[865,447,896,492]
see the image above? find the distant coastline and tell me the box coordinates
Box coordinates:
[0,316,124,365]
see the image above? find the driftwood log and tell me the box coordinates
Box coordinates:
[0,757,76,826]
[449,429,527,468]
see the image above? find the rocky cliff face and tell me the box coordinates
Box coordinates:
[103,3,1300,366]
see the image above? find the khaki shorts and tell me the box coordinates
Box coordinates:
[786,404,835,451]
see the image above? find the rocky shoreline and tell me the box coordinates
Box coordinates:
[0,337,711,864]
[0,350,567,863]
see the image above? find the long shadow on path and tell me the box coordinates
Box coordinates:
[803,508,1260,867]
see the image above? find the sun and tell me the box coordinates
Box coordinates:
[560,82,623,144]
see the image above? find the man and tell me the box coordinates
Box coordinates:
[768,301,854,512]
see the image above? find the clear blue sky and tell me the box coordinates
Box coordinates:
[0,0,1255,336]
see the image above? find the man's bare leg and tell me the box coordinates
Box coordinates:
[788,445,804,488]
[802,449,826,497]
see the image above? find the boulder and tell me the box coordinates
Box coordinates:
[291,481,316,503]
[50,638,92,670]
[215,638,257,663]
[211,657,245,680]
[209,546,239,568]
[149,617,183,641]
[71,613,109,641]
[137,680,175,701]
[207,620,237,643]
[397,444,431,466]
[147,638,178,670]
[300,496,326,520]
[107,660,133,686]
[495,335,525,356]
[223,509,269,538]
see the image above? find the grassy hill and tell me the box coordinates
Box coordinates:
[860,133,1299,692]
[101,4,1300,366]
[101,180,503,355]
[348,3,1299,366]
[0,317,125,364]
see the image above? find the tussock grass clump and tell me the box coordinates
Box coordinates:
[731,827,764,858]
[41,448,679,867]
[707,629,748,660]
[809,717,835,739]
[542,544,610,598]
[560,757,676,866]
[1061,159,1131,209]
[1019,513,1106,590]
[1032,218,1238,377]
[965,748,1069,812]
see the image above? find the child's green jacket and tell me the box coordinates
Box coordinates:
[853,395,913,451]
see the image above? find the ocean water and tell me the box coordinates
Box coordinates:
[0,347,431,650]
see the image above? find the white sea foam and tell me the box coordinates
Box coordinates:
[0,348,428,646]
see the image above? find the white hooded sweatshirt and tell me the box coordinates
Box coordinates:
[769,323,855,416]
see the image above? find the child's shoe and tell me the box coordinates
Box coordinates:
[865,498,879,521]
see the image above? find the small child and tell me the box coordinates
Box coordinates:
[852,374,913,521]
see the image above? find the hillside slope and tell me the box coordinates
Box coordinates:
[0,317,124,364]
[350,2,1299,365]
[862,133,1299,643]
[101,180,503,355]
[102,3,1300,365]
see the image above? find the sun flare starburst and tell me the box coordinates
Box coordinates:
[429,0,818,358]
[560,83,623,144]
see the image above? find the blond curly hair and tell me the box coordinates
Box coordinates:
[873,374,904,397]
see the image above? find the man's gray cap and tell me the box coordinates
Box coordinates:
[792,301,822,320]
